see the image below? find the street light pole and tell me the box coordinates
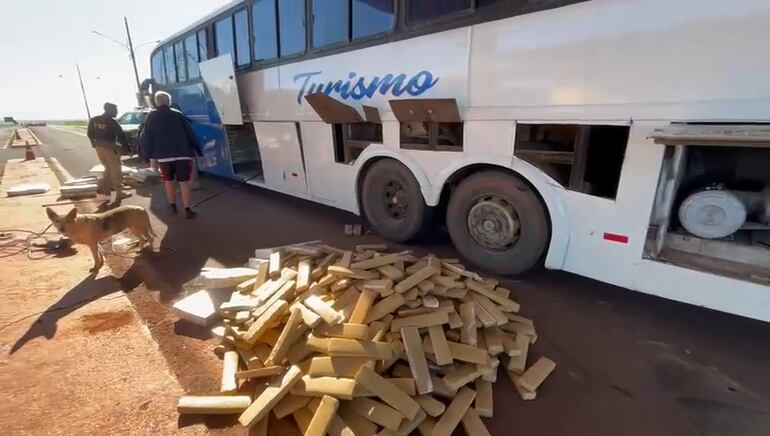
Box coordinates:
[124,16,142,102]
[76,63,92,119]
[93,18,158,107]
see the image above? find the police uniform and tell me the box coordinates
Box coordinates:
[87,112,128,197]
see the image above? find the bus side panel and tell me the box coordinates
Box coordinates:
[299,122,357,210]
[559,123,667,288]
[168,83,234,178]
[462,121,515,159]
[238,68,281,119]
[635,260,770,322]
[469,0,770,112]
[253,122,308,195]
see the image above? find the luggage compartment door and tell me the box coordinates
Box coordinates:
[199,54,243,125]
[254,122,308,196]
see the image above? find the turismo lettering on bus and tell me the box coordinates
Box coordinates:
[293,70,439,104]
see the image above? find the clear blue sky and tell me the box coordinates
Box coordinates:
[0,0,232,120]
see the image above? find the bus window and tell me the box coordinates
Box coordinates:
[352,0,394,39]
[174,40,187,82]
[185,34,200,79]
[151,51,166,85]
[312,0,348,48]
[252,0,278,61]
[279,0,306,57]
[197,29,208,61]
[215,15,235,60]
[163,45,176,83]
[407,0,471,23]
[234,8,250,67]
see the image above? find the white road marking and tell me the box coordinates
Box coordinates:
[26,127,44,146]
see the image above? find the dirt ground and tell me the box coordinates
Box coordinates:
[0,158,203,435]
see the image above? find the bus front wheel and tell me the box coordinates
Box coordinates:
[361,159,430,243]
[447,170,549,275]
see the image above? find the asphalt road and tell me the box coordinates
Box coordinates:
[20,126,770,436]
[0,125,98,178]
[29,126,99,178]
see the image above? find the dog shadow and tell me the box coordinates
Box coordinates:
[28,241,78,259]
[47,245,78,259]
[9,258,146,354]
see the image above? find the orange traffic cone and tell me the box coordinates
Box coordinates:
[24,143,36,161]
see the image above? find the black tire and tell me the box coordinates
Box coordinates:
[361,159,430,242]
[447,170,549,275]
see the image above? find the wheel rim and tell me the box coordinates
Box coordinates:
[467,195,520,250]
[383,180,408,220]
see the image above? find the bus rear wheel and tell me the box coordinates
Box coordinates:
[361,159,429,243]
[447,170,549,275]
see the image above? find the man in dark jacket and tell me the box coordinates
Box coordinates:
[87,102,130,201]
[139,91,203,219]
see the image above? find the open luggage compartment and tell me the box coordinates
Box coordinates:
[645,124,770,284]
[226,123,264,180]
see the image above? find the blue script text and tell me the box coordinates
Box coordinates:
[293,70,439,104]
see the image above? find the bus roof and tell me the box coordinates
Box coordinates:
[155,0,244,49]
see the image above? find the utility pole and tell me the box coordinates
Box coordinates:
[76,63,91,119]
[124,16,142,102]
[92,20,159,108]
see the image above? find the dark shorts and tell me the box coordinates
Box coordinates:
[158,159,193,182]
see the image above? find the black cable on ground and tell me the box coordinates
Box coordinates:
[190,172,263,209]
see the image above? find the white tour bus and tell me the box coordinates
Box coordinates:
[150,0,770,322]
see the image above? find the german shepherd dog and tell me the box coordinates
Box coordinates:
[46,205,156,272]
